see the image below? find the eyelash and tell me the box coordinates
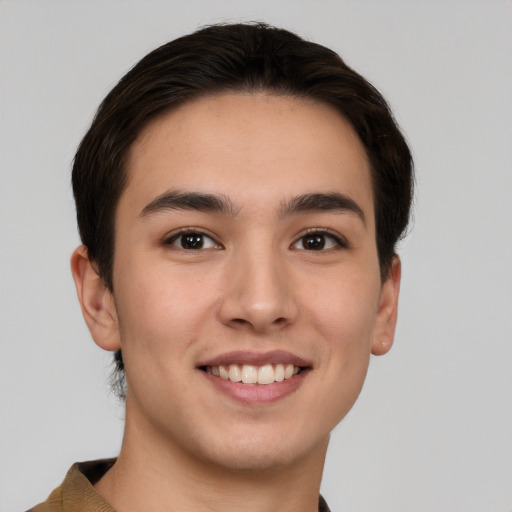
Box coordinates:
[162,228,348,251]
[291,229,348,251]
[163,228,221,250]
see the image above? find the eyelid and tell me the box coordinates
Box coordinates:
[162,227,223,249]
[291,228,349,250]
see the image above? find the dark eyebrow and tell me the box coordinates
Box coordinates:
[140,190,239,218]
[280,192,366,226]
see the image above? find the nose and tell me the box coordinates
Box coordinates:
[218,244,299,333]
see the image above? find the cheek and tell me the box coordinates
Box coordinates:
[305,268,380,348]
[113,260,219,362]
[303,275,380,428]
[113,263,219,417]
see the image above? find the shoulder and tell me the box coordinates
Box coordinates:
[27,484,63,512]
[26,459,116,512]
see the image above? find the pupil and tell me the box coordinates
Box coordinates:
[304,235,325,250]
[182,234,203,249]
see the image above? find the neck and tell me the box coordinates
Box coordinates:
[95,403,329,512]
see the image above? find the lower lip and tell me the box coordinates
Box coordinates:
[200,370,308,404]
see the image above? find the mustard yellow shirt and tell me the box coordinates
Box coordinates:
[29,460,116,512]
[29,459,331,512]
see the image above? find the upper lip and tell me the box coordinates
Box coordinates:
[197,350,311,368]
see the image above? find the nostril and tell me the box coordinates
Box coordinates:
[227,316,288,331]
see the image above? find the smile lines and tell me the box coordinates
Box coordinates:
[204,364,301,385]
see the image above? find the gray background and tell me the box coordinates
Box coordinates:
[1,1,511,511]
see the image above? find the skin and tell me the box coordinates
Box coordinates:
[71,93,401,512]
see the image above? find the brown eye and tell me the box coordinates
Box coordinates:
[302,234,326,250]
[166,231,220,250]
[292,231,346,251]
[180,233,205,249]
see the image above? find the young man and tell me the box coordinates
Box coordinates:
[31,22,413,512]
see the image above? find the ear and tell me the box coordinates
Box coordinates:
[371,255,401,356]
[70,245,121,351]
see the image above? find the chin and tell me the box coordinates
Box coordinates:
[198,430,329,473]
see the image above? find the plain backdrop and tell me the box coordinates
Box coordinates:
[1,1,511,511]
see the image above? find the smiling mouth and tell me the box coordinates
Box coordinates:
[201,363,303,385]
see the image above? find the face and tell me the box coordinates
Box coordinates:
[75,93,400,472]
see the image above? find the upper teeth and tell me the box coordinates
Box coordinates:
[206,364,300,385]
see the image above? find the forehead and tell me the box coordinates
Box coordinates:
[121,92,374,222]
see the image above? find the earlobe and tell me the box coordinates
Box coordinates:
[70,245,121,352]
[371,256,401,356]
